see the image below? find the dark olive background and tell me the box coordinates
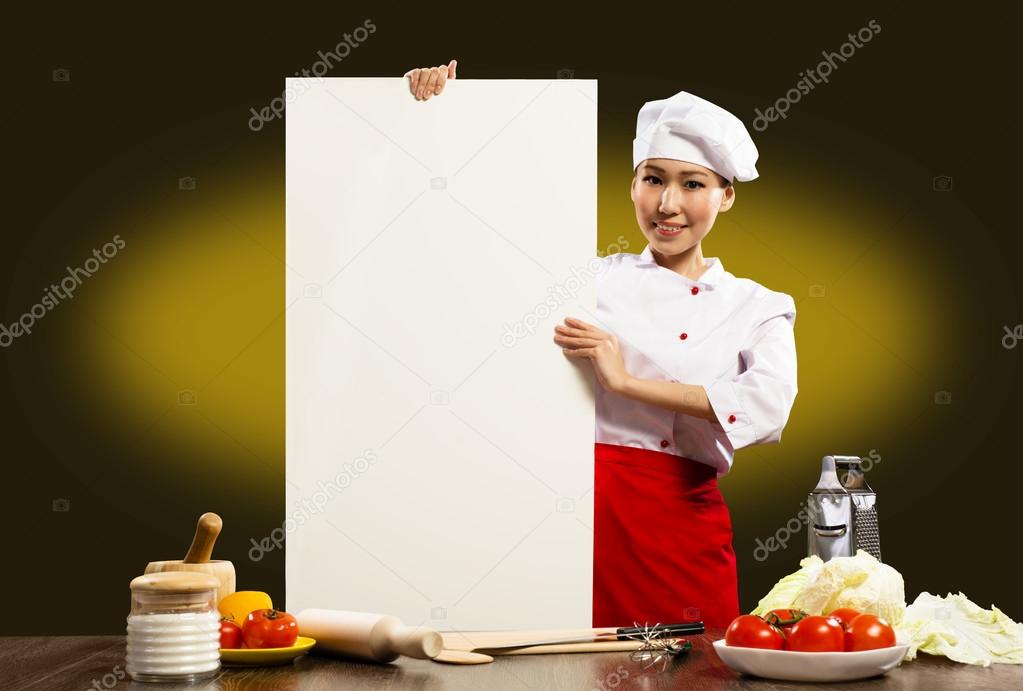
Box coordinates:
[2,2,1019,634]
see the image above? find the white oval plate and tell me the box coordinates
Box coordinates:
[712,634,910,682]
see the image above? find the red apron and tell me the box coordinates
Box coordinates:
[593,442,739,630]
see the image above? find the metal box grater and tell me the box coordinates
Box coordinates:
[807,455,881,562]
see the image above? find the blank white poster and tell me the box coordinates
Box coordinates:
[285,78,598,630]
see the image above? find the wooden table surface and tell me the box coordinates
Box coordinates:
[4,630,1021,691]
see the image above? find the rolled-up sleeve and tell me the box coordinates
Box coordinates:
[704,297,798,452]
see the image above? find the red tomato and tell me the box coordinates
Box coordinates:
[763,608,809,633]
[219,618,243,649]
[724,615,785,650]
[845,614,896,651]
[785,615,845,652]
[242,608,299,649]
[827,607,861,630]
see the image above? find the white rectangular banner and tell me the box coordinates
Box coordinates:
[286,77,598,630]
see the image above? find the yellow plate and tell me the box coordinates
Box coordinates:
[220,636,316,666]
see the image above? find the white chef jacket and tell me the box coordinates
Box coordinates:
[594,244,797,476]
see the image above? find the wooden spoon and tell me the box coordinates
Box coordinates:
[431,649,494,665]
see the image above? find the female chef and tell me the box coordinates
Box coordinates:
[405,65,798,630]
[556,90,798,629]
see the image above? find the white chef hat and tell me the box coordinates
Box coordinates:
[632,90,759,183]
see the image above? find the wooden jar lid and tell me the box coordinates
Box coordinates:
[130,571,220,592]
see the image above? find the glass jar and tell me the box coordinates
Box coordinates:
[126,572,221,683]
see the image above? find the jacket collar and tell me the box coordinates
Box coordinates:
[636,244,724,288]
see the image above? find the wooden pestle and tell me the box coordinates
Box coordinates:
[144,512,236,604]
[184,513,222,563]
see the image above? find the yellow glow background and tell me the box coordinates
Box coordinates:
[80,137,952,503]
[61,118,1004,611]
[80,165,285,499]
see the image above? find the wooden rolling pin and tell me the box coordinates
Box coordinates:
[144,512,236,604]
[296,609,443,663]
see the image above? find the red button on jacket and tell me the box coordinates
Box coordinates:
[679,332,688,340]
[660,439,670,448]
[691,286,700,295]
[727,414,737,423]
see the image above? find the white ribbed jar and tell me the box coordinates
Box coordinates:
[126,572,221,683]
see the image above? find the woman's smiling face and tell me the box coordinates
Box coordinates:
[631,158,735,256]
